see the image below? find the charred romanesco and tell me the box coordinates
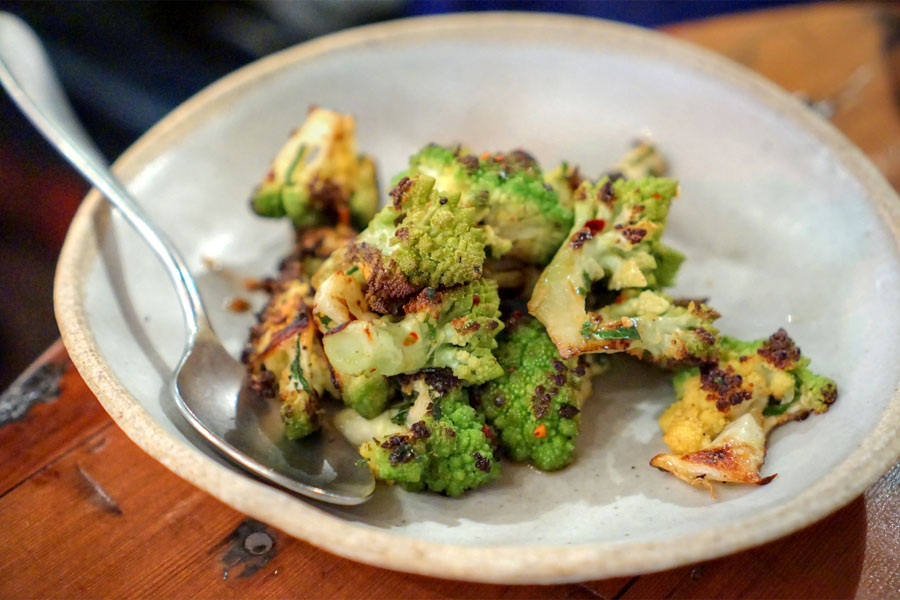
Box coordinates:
[479,314,597,470]
[251,108,377,230]
[651,329,838,490]
[545,141,668,210]
[586,289,721,367]
[243,279,335,439]
[314,274,505,385]
[529,176,696,360]
[659,329,838,455]
[244,118,838,498]
[354,372,502,496]
[403,144,573,265]
[345,174,490,313]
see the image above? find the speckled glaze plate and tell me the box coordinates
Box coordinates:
[55,13,900,583]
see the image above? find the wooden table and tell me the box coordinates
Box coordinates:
[2,3,899,598]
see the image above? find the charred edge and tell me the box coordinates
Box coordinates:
[566,166,584,192]
[695,328,717,346]
[420,368,461,396]
[757,328,801,369]
[822,383,838,405]
[700,364,751,412]
[598,179,616,205]
[322,320,351,336]
[349,242,419,315]
[472,452,492,473]
[307,175,351,226]
[457,154,479,170]
[248,368,277,399]
[389,176,413,208]
[558,404,579,419]
[620,227,647,244]
[402,286,446,316]
[570,228,593,250]
[532,384,551,419]
[504,149,539,174]
[671,297,709,308]
[410,421,431,439]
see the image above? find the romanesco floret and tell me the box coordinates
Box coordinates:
[589,289,721,367]
[250,108,377,231]
[404,144,573,265]
[243,279,335,439]
[479,314,594,470]
[358,372,501,496]
[316,275,505,385]
[330,369,395,419]
[347,174,489,313]
[720,329,838,421]
[528,176,696,359]
[659,328,838,455]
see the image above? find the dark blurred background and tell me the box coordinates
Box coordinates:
[0,0,811,390]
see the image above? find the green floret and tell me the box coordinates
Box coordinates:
[244,278,335,440]
[331,369,395,419]
[321,278,505,385]
[587,289,721,367]
[720,329,838,420]
[278,336,324,440]
[250,108,377,232]
[405,144,574,265]
[544,161,582,210]
[348,174,489,311]
[359,373,501,496]
[480,315,593,471]
[528,176,690,359]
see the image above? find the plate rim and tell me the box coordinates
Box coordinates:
[54,11,900,584]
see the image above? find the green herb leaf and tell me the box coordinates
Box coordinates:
[284,143,307,184]
[290,337,310,392]
[391,398,413,425]
[582,270,592,291]
[581,321,640,340]
[763,398,796,416]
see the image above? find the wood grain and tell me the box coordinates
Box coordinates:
[1,3,899,599]
[0,341,111,496]
[0,422,595,599]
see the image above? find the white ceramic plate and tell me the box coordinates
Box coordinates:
[55,13,900,583]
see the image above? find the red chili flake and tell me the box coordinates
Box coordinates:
[652,193,662,199]
[402,331,419,346]
[227,297,251,312]
[584,219,606,234]
[472,294,480,306]
[533,424,547,438]
[480,152,491,160]
[481,424,496,442]
[615,294,627,304]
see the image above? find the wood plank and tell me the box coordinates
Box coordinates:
[0,341,111,496]
[0,423,598,599]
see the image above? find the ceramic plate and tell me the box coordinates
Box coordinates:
[55,13,900,583]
